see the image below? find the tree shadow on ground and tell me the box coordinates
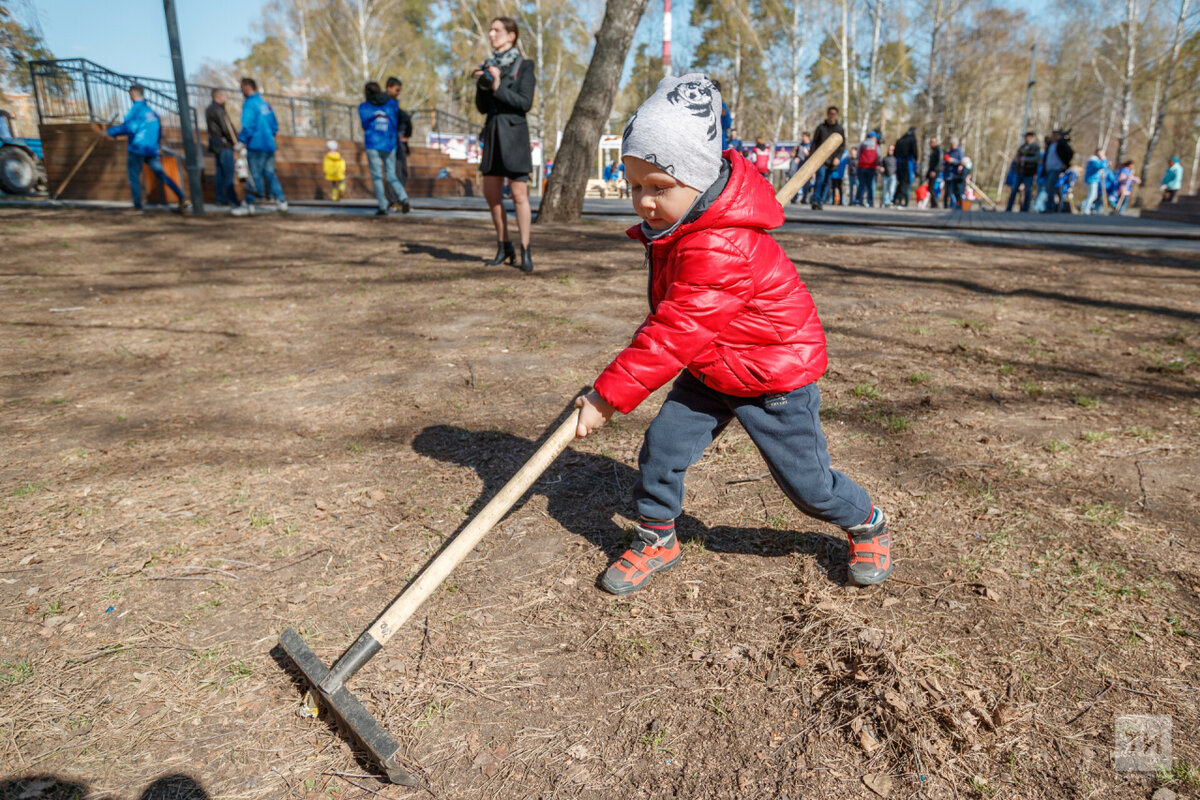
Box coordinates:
[804,260,1200,323]
[400,242,478,263]
[0,773,209,800]
[407,411,850,586]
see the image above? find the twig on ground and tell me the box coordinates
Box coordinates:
[1066,681,1115,725]
[900,462,998,485]
[727,472,771,485]
[1099,445,1174,458]
[416,613,431,678]
[260,546,330,574]
[1135,460,1150,509]
[432,675,501,702]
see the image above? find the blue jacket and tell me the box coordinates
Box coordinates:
[107,100,161,157]
[832,153,849,179]
[239,94,279,153]
[1084,156,1108,185]
[1163,163,1183,191]
[942,147,963,181]
[358,96,399,152]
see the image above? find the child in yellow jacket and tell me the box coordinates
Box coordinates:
[323,140,346,201]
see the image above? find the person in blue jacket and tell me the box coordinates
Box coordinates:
[1081,149,1109,214]
[232,77,286,215]
[358,81,410,216]
[941,136,964,209]
[106,85,186,212]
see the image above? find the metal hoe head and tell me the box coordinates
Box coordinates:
[279,627,417,786]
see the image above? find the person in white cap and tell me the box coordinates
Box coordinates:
[323,140,346,202]
[572,74,893,595]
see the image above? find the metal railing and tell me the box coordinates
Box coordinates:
[29,58,198,139]
[27,58,482,151]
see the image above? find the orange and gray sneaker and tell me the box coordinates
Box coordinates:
[599,524,682,595]
[844,508,892,586]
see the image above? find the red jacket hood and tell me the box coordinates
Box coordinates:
[627,150,784,245]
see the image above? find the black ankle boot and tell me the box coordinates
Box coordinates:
[485,241,515,266]
[517,244,533,273]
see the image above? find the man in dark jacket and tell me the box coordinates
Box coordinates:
[384,77,413,203]
[1006,131,1041,212]
[1036,130,1073,213]
[205,88,238,206]
[926,136,944,203]
[893,127,918,206]
[809,106,845,210]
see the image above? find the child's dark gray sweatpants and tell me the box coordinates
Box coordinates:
[635,371,873,529]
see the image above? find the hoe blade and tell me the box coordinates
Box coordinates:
[279,627,417,786]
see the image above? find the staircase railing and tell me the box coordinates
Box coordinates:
[28,58,484,158]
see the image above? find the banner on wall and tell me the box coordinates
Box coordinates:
[428,133,543,166]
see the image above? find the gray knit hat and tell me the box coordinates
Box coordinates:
[621,73,723,191]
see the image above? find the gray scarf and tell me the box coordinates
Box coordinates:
[483,47,522,78]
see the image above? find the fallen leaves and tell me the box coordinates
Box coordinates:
[863,772,893,797]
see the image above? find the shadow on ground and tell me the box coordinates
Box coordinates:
[407,413,851,586]
[0,774,208,800]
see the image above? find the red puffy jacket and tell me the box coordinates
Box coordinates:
[594,151,828,415]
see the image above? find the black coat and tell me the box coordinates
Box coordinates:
[927,145,944,179]
[895,131,919,168]
[811,121,846,166]
[475,58,536,176]
[205,101,236,153]
[395,107,412,155]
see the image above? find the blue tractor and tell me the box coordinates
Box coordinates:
[0,109,45,195]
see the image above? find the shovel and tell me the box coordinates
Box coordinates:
[280,406,581,785]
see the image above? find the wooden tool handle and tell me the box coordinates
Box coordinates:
[368,409,581,645]
[774,132,844,206]
[54,114,120,201]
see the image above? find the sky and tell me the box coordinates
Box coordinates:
[26,0,1047,89]
[27,0,262,80]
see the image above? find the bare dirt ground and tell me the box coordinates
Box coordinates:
[2,209,1199,800]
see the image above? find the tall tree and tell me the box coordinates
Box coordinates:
[0,1,51,92]
[1139,0,1195,190]
[537,0,650,221]
[1116,0,1140,163]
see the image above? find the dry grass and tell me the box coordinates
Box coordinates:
[1,210,1198,799]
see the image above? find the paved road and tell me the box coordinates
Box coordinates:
[5,195,1199,255]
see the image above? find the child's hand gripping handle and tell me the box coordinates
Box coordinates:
[774,133,844,207]
[574,391,614,438]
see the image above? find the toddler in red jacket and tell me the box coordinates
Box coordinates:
[574,74,891,594]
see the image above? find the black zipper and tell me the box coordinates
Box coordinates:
[644,242,655,313]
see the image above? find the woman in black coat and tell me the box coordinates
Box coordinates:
[475,17,536,272]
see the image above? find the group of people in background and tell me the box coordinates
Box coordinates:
[722,106,1186,216]
[101,15,539,271]
[104,78,290,215]
[761,107,973,211]
[1003,130,1183,215]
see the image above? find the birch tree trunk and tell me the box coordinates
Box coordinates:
[537,0,650,221]
[357,1,369,83]
[862,0,883,140]
[1115,0,1139,165]
[839,0,850,127]
[536,0,546,163]
[1192,133,1200,194]
[789,0,807,140]
[1138,0,1192,190]
[734,27,743,127]
[925,0,942,133]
